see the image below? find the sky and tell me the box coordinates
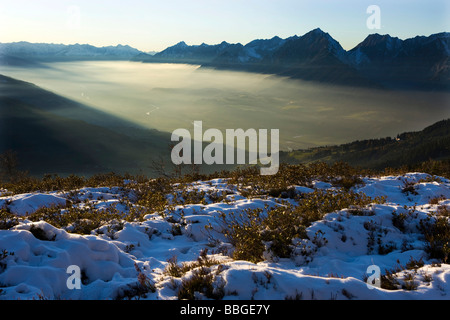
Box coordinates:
[0,0,448,52]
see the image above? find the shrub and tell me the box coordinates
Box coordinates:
[420,215,450,263]
[392,211,408,232]
[135,263,156,294]
[29,225,56,241]
[0,172,137,195]
[381,266,402,290]
[0,209,19,230]
[133,178,173,217]
[437,205,450,217]
[177,267,215,300]
[213,189,383,263]
[401,180,418,196]
[116,263,156,300]
[165,256,184,278]
[28,204,126,235]
[405,257,424,271]
[402,273,418,291]
[163,249,225,300]
[164,249,222,277]
[332,175,364,190]
[0,249,14,273]
[214,208,266,263]
[429,196,445,205]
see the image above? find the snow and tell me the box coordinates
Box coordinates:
[346,47,371,66]
[1,193,67,216]
[0,172,449,300]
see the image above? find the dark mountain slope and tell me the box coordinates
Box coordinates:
[283,119,450,169]
[256,29,373,85]
[347,32,450,90]
[0,74,172,176]
[150,41,232,64]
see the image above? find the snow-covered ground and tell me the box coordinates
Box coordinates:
[0,172,449,300]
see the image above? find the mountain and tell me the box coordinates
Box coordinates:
[148,41,232,64]
[0,74,172,176]
[137,29,450,90]
[204,35,286,66]
[136,29,374,86]
[231,28,372,86]
[2,29,449,88]
[282,119,450,170]
[347,32,450,90]
[0,42,144,65]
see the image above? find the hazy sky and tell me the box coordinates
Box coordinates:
[0,0,448,52]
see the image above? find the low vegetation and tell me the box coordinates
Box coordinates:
[1,156,450,300]
[162,249,227,300]
[209,189,385,263]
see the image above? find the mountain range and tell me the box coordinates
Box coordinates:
[0,42,142,65]
[1,29,449,89]
[141,29,450,90]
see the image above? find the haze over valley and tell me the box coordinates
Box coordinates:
[2,60,449,153]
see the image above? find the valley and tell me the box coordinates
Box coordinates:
[2,61,448,150]
[1,29,449,177]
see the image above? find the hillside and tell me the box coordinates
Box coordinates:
[283,119,450,170]
[0,163,449,302]
[0,74,172,176]
[347,32,450,90]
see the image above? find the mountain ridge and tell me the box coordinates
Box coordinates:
[143,29,450,90]
[0,41,144,64]
[1,29,449,89]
